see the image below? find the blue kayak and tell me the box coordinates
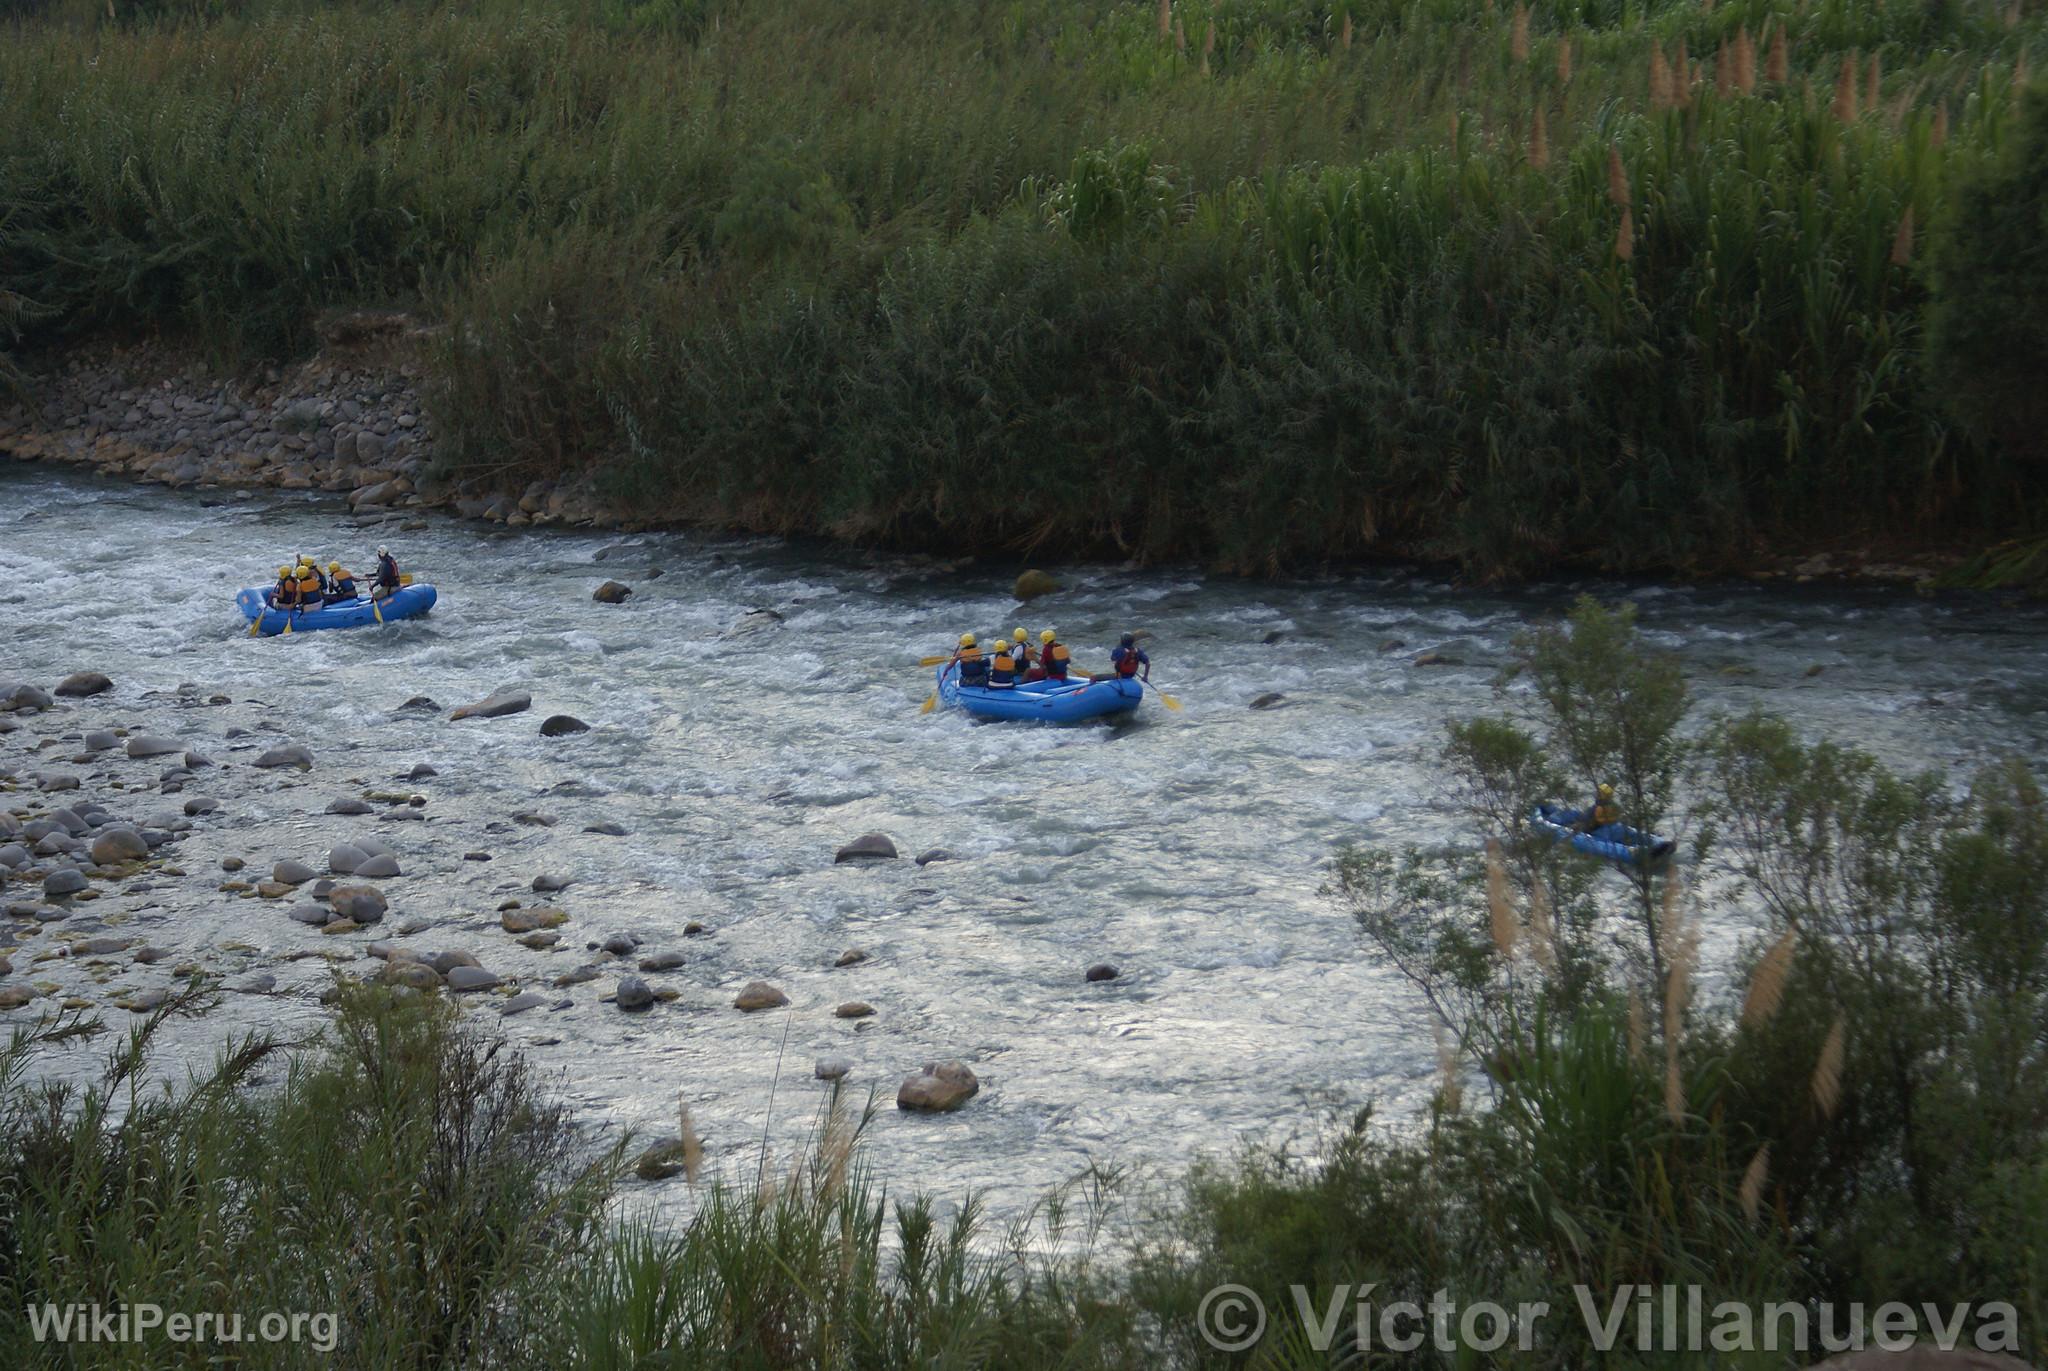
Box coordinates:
[235,585,438,636]
[1532,803,1676,868]
[935,665,1143,723]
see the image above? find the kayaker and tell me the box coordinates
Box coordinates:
[1036,629,1072,682]
[1110,633,1150,682]
[371,545,401,599]
[988,637,1021,689]
[951,633,990,687]
[327,561,358,599]
[1575,783,1620,834]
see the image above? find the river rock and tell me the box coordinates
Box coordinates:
[896,1061,979,1113]
[593,581,633,604]
[55,672,113,698]
[445,965,501,993]
[734,980,788,1012]
[73,936,134,956]
[37,772,78,792]
[600,933,638,957]
[634,1137,692,1181]
[500,992,547,1016]
[329,844,366,874]
[83,730,118,751]
[815,1057,853,1082]
[914,849,953,866]
[183,798,219,816]
[449,689,530,721]
[638,951,684,972]
[273,859,317,885]
[222,856,245,872]
[531,874,572,893]
[582,821,628,836]
[254,745,314,770]
[352,853,400,878]
[44,870,88,897]
[126,735,183,759]
[0,985,37,1009]
[88,827,148,866]
[0,845,28,870]
[2,684,53,712]
[378,961,441,990]
[834,834,897,863]
[501,907,566,933]
[834,1001,875,1019]
[397,696,439,712]
[226,972,276,994]
[288,903,331,925]
[1085,963,1120,982]
[540,715,589,737]
[121,988,171,1013]
[1249,693,1286,710]
[1013,569,1060,601]
[328,886,387,922]
[326,797,373,816]
[352,836,395,859]
[834,948,867,968]
[614,976,653,1011]
[407,763,438,780]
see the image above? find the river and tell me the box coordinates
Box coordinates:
[5,462,2046,1217]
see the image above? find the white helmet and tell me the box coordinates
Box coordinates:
[377,545,389,556]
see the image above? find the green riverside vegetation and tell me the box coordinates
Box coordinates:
[3,601,2043,1367]
[2,0,2046,574]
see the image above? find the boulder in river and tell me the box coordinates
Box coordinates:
[815,1057,853,1082]
[540,715,589,737]
[445,966,501,993]
[450,689,530,721]
[329,844,366,874]
[834,834,897,863]
[1,684,53,712]
[896,1061,980,1113]
[254,745,314,770]
[500,992,547,1016]
[615,976,653,1011]
[44,870,88,897]
[126,735,184,759]
[89,828,148,866]
[273,859,317,886]
[1013,569,1060,601]
[326,797,373,816]
[532,874,572,893]
[834,948,867,968]
[501,907,567,934]
[328,886,388,923]
[638,951,684,972]
[914,849,954,866]
[1085,963,1120,982]
[1249,693,1287,710]
[634,1137,693,1181]
[397,696,440,713]
[734,981,789,1012]
[55,672,113,698]
[352,853,401,879]
[834,1001,875,1019]
[592,581,633,604]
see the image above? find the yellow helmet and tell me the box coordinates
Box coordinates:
[276,565,291,578]
[328,561,342,572]
[1040,629,1056,644]
[1598,783,1615,798]
[1013,627,1028,642]
[958,632,977,648]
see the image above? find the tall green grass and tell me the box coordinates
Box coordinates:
[2,0,2044,572]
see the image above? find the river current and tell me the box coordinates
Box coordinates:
[5,463,2047,1216]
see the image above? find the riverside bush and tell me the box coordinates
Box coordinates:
[3,0,2046,573]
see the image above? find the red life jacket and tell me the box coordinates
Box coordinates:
[1041,642,1071,678]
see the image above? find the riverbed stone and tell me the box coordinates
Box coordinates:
[1249,693,1287,710]
[532,873,572,892]
[55,672,113,698]
[88,827,148,866]
[914,849,953,866]
[273,859,317,885]
[500,992,547,1016]
[449,689,530,721]
[0,985,38,1009]
[2,685,53,712]
[502,907,567,933]
[84,730,119,751]
[634,1137,691,1181]
[582,821,627,836]
[0,845,28,870]
[378,961,440,990]
[734,980,788,1011]
[815,1056,853,1082]
[638,951,684,972]
[1085,963,1120,982]
[834,948,867,968]
[1013,569,1060,601]
[352,853,400,879]
[125,734,183,760]
[183,798,219,816]
[226,972,276,994]
[44,870,88,897]
[326,797,373,815]
[255,745,314,770]
[540,715,589,737]
[329,844,366,874]
[592,580,632,604]
[835,1001,875,1019]
[445,965,500,992]
[896,1061,979,1113]
[328,886,388,922]
[614,976,653,1011]
[834,834,897,863]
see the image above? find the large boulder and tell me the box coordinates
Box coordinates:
[834,834,898,864]
[352,853,401,879]
[444,966,501,993]
[615,976,653,1011]
[592,580,633,604]
[896,1061,980,1113]
[273,859,318,885]
[327,886,388,923]
[88,827,149,866]
[55,672,113,698]
[540,715,589,737]
[328,844,366,874]
[734,981,789,1012]
[1013,569,1061,601]
[450,689,531,721]
[501,907,567,934]
[1,684,53,712]
[44,869,89,897]
[254,745,314,770]
[126,735,184,759]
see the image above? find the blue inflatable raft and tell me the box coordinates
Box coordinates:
[235,585,438,636]
[935,665,1143,723]
[1532,803,1676,868]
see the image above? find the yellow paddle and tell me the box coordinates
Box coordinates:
[1076,666,1180,711]
[916,655,951,668]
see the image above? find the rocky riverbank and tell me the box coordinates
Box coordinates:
[0,320,620,531]
[0,673,991,1148]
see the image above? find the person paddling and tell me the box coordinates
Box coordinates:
[1575,783,1620,835]
[1035,629,1072,682]
[951,633,990,687]
[988,636,1021,689]
[1110,633,1150,682]
[293,560,325,609]
[270,564,300,610]
[371,545,401,600]
[327,561,358,599]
